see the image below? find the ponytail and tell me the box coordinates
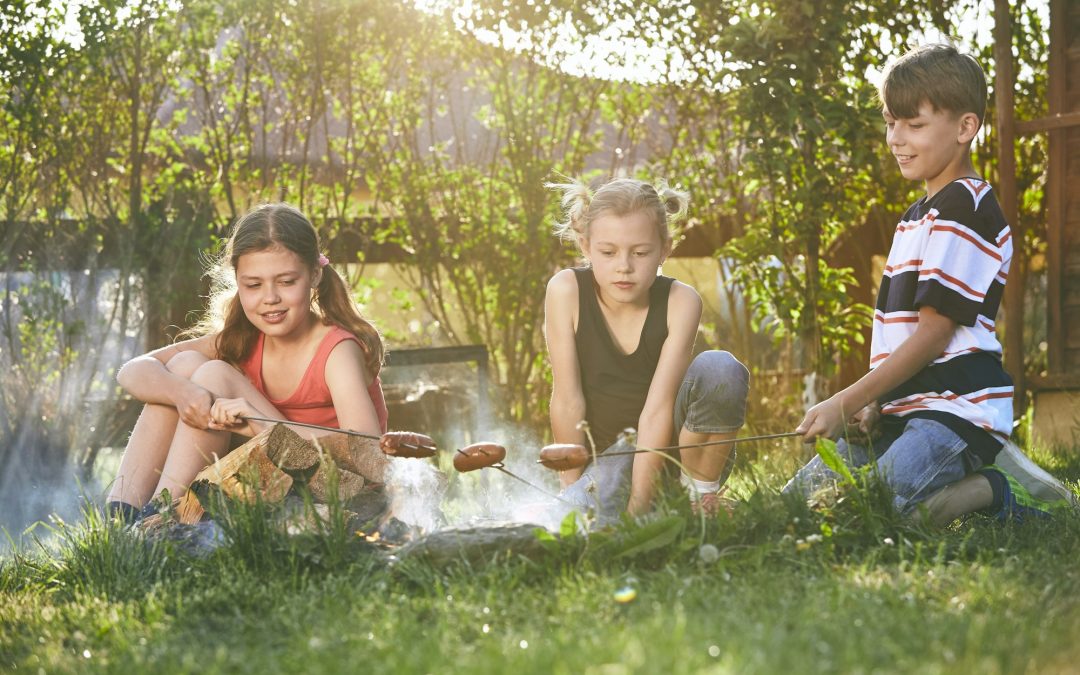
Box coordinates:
[545,178,592,242]
[315,265,385,377]
[655,181,690,224]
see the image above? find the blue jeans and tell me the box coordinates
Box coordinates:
[560,350,750,525]
[782,417,983,515]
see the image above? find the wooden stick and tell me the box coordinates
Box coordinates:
[240,414,432,454]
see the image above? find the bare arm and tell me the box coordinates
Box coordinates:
[628,282,702,515]
[545,270,588,486]
[116,334,220,427]
[797,305,957,440]
[324,339,383,435]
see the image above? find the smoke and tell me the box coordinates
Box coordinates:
[382,416,574,535]
[0,267,145,547]
[385,457,448,532]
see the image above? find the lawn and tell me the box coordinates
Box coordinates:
[3,447,1079,674]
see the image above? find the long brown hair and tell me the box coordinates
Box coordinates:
[190,203,384,376]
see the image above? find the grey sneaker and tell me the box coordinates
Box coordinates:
[993,441,1078,509]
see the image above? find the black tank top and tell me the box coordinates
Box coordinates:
[573,267,674,452]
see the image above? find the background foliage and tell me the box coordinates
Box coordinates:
[0,0,1050,528]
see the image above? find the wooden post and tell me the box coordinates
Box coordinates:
[1046,0,1066,375]
[993,0,1024,415]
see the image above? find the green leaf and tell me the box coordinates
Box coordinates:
[615,516,684,559]
[559,511,578,539]
[815,437,856,485]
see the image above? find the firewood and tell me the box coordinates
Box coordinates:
[263,424,322,473]
[173,427,294,524]
[154,424,391,525]
[306,464,367,504]
[309,434,388,484]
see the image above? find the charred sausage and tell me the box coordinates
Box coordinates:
[453,442,507,472]
[537,444,589,471]
[380,431,437,458]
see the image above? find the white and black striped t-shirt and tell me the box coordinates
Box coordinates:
[872,178,1013,463]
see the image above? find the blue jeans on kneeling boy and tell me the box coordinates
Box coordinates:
[782,417,984,516]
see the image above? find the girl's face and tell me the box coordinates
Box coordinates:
[581,210,670,306]
[235,245,321,339]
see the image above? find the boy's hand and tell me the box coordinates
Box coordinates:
[850,402,881,435]
[796,396,848,442]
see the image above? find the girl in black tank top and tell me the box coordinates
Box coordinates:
[573,267,674,453]
[545,177,749,518]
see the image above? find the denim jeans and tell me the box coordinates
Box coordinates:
[560,350,750,525]
[782,417,983,515]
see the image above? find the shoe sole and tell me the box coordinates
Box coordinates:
[995,441,1078,507]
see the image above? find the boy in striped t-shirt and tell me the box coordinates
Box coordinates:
[785,44,1073,524]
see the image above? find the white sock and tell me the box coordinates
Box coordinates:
[681,472,721,500]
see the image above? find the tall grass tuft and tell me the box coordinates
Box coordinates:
[11,502,174,600]
[200,456,377,581]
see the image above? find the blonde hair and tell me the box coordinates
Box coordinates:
[185,203,384,376]
[547,177,689,248]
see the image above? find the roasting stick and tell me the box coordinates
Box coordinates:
[537,431,802,471]
[454,444,577,506]
[605,431,803,457]
[242,414,380,440]
[239,414,436,455]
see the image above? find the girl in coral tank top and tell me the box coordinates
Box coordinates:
[107,203,386,518]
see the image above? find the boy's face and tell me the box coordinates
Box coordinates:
[884,101,980,197]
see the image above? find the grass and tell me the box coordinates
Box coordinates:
[2,448,1080,674]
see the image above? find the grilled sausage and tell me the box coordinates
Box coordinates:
[453,442,506,472]
[537,443,589,471]
[380,431,437,458]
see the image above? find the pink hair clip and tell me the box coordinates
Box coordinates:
[317,254,330,267]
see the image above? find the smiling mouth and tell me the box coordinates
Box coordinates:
[895,154,915,162]
[262,310,287,321]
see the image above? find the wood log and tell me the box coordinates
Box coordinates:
[306,464,367,504]
[309,434,388,484]
[263,424,323,473]
[162,424,391,525]
[173,427,294,524]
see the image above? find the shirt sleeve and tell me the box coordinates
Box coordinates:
[914,208,1005,327]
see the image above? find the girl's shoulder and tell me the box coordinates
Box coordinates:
[546,267,583,298]
[666,280,702,323]
[667,279,701,304]
[322,324,374,383]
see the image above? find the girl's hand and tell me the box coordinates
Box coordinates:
[174,383,215,429]
[208,397,258,435]
[795,395,848,442]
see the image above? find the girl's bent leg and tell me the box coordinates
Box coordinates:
[107,403,182,508]
[673,351,750,489]
[152,359,283,499]
[107,350,210,509]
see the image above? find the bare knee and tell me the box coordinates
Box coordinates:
[190,359,245,396]
[166,350,210,379]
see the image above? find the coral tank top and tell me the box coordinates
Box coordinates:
[240,325,388,432]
